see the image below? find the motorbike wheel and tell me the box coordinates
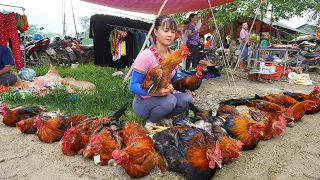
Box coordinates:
[59,50,72,67]
[38,51,53,65]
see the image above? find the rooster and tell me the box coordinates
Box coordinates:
[217,105,265,150]
[16,112,58,134]
[0,104,44,127]
[86,125,122,165]
[236,105,286,140]
[188,103,244,164]
[141,45,189,94]
[112,123,165,178]
[284,86,320,114]
[257,94,298,108]
[61,117,101,156]
[173,64,202,92]
[34,114,88,143]
[153,126,222,180]
[290,100,317,122]
[61,103,128,156]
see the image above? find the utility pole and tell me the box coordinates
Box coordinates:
[62,0,66,38]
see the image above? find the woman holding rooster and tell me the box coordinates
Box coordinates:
[129,15,194,130]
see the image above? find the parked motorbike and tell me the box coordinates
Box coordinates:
[49,36,77,66]
[290,52,320,70]
[21,37,56,66]
[71,37,94,64]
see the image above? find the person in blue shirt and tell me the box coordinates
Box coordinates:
[0,45,18,86]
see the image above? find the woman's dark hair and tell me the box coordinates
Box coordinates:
[206,36,211,41]
[188,13,197,21]
[154,15,177,31]
[153,15,177,44]
[183,20,189,25]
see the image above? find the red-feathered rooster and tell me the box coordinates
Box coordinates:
[112,123,164,178]
[141,45,189,94]
[284,86,320,114]
[153,126,222,180]
[0,104,44,127]
[216,105,265,150]
[34,114,88,143]
[173,64,202,92]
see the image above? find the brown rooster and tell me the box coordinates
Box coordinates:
[86,125,122,165]
[188,103,243,164]
[0,104,44,127]
[284,86,320,114]
[290,100,317,122]
[141,45,189,94]
[217,105,265,150]
[112,126,165,178]
[62,103,128,156]
[153,126,222,180]
[257,94,298,108]
[173,64,202,92]
[236,105,286,140]
[16,112,57,134]
[61,117,101,156]
[34,114,87,143]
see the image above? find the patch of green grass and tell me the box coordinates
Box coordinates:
[3,64,143,123]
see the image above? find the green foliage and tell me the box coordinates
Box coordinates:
[78,16,93,45]
[170,13,188,24]
[3,65,141,123]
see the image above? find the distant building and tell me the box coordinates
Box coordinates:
[296,24,319,35]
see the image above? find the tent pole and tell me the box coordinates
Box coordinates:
[70,0,79,40]
[207,0,238,93]
[123,0,168,82]
[234,0,264,71]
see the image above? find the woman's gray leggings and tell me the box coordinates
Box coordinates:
[133,93,194,123]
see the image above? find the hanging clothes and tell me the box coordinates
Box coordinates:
[0,12,23,70]
[89,14,151,69]
[19,14,29,33]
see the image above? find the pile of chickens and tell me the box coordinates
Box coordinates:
[1,86,319,179]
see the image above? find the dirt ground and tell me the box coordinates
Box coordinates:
[1,72,320,180]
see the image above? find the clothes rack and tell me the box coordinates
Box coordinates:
[0,4,27,68]
[106,24,148,33]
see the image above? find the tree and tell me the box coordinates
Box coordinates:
[172,0,319,40]
[78,16,93,45]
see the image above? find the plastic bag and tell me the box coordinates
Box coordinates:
[19,68,36,81]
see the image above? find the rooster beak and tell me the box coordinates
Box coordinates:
[259,131,264,136]
[215,160,222,169]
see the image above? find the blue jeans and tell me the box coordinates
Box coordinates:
[240,43,248,60]
[133,93,194,123]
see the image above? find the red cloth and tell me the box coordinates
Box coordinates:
[204,42,212,48]
[0,13,23,70]
[82,0,234,14]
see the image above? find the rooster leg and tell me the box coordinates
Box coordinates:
[147,126,169,136]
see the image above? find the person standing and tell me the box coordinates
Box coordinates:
[186,13,200,71]
[239,22,250,72]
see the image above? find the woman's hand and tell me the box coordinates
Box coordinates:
[185,90,196,97]
[150,88,171,96]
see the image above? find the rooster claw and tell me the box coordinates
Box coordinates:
[108,159,116,166]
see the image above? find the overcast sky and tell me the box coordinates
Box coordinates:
[1,0,310,35]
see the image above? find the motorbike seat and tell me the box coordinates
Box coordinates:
[25,41,35,47]
[304,52,320,58]
[81,45,94,50]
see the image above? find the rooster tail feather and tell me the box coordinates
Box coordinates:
[254,94,262,100]
[110,102,129,119]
